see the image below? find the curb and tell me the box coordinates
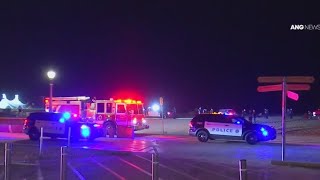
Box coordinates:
[271,160,320,169]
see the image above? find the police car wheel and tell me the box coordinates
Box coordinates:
[245,132,258,145]
[197,130,209,142]
[29,128,40,141]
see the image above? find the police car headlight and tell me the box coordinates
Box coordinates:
[142,118,147,124]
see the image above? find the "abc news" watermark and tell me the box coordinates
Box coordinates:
[290,24,320,30]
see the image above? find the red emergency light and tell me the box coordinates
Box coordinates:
[115,99,143,104]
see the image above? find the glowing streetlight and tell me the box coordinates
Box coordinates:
[47,70,56,112]
[47,70,56,80]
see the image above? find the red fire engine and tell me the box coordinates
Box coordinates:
[44,96,149,137]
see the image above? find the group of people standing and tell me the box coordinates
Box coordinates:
[242,109,258,123]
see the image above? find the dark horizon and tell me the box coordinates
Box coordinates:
[1,1,320,114]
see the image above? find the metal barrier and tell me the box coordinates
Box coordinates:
[67,127,71,147]
[152,153,159,180]
[4,143,12,180]
[1,128,74,179]
[239,159,247,180]
[39,127,44,157]
[60,146,68,180]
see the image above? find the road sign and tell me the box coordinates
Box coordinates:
[287,84,311,91]
[257,76,315,84]
[287,91,299,101]
[257,75,314,162]
[257,84,311,92]
[257,84,282,92]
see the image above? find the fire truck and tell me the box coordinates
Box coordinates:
[44,96,149,137]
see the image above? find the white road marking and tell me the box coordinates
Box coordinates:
[91,159,126,180]
[134,154,199,180]
[68,162,86,180]
[118,157,152,176]
[37,160,44,180]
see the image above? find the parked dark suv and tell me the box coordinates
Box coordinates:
[23,112,103,141]
[189,113,276,144]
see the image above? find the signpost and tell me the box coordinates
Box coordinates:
[160,97,165,134]
[257,76,314,161]
[159,97,164,119]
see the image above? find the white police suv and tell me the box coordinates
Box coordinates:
[189,113,276,144]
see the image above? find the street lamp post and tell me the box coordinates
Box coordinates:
[47,70,56,112]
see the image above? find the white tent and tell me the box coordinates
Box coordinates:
[0,94,26,109]
[9,95,26,109]
[0,94,13,109]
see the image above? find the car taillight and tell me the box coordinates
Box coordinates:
[132,118,137,125]
[24,119,28,125]
[142,118,147,124]
[189,121,194,127]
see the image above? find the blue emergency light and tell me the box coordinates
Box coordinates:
[80,125,91,138]
[63,112,71,120]
[59,118,65,123]
[260,127,268,136]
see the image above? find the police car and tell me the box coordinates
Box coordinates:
[23,112,103,141]
[189,113,276,144]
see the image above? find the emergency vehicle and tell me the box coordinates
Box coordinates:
[189,112,276,144]
[23,112,103,141]
[44,96,149,137]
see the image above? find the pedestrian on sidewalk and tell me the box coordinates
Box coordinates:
[198,107,202,114]
[172,107,176,119]
[264,108,269,119]
[252,109,256,123]
[242,109,246,118]
[289,108,293,119]
[307,111,312,120]
[248,109,253,123]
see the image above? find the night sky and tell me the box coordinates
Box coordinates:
[1,1,319,113]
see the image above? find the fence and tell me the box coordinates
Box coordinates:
[1,130,249,180]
